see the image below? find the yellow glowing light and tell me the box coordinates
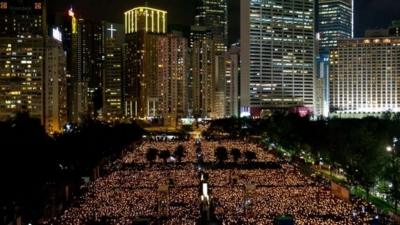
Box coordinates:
[68,8,74,17]
[124,6,167,34]
[68,8,77,34]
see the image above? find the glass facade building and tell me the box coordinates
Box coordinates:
[315,0,353,117]
[317,0,353,54]
[195,0,228,52]
[241,0,315,116]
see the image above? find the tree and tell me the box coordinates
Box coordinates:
[244,151,257,163]
[230,148,242,163]
[146,148,158,164]
[215,146,228,163]
[174,145,185,162]
[159,150,171,163]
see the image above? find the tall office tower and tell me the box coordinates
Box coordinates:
[159,33,189,127]
[191,37,216,118]
[241,0,315,117]
[224,44,240,117]
[45,37,68,133]
[68,8,105,122]
[330,38,400,114]
[0,35,67,132]
[0,0,67,132]
[124,7,167,34]
[317,0,353,54]
[315,0,353,117]
[195,0,228,52]
[213,55,226,118]
[188,26,213,116]
[102,22,124,120]
[124,6,167,118]
[0,37,45,121]
[0,0,47,36]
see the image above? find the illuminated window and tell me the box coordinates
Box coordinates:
[0,2,7,9]
[34,2,41,10]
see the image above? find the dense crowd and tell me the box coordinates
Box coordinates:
[42,139,379,225]
[42,165,200,224]
[212,186,373,224]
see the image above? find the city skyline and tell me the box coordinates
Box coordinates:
[48,0,400,44]
[1,1,400,225]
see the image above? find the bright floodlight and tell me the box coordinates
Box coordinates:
[387,146,393,152]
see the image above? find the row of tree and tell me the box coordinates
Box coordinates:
[145,145,186,163]
[206,113,400,211]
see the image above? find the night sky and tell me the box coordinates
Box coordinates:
[48,0,400,44]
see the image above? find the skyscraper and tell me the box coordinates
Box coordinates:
[0,0,67,132]
[188,26,214,116]
[124,7,167,34]
[191,37,216,118]
[103,22,124,120]
[330,38,400,114]
[241,0,315,117]
[124,6,167,118]
[195,0,228,52]
[224,44,240,117]
[0,0,47,36]
[317,0,353,54]
[0,35,67,133]
[124,6,188,125]
[67,9,105,122]
[159,33,189,126]
[45,37,68,133]
[315,0,353,117]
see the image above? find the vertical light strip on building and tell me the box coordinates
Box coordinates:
[151,10,154,32]
[124,7,167,34]
[124,13,127,33]
[163,12,166,33]
[145,9,148,32]
[134,10,137,32]
[157,11,160,33]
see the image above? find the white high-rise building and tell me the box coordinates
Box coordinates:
[241,0,315,117]
[330,38,400,114]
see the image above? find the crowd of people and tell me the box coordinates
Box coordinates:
[42,139,380,225]
[211,179,373,224]
[42,158,201,224]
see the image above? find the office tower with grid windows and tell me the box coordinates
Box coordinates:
[0,0,47,36]
[102,22,124,121]
[315,0,353,117]
[241,0,315,117]
[195,0,228,53]
[330,38,400,114]
[124,7,168,118]
[317,0,353,54]
[224,44,241,117]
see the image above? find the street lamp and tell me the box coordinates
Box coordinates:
[387,146,393,152]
